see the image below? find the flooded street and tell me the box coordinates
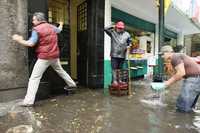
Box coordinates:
[0,80,200,133]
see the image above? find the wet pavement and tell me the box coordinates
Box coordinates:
[1,80,200,133]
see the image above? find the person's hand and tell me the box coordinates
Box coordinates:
[111,22,115,27]
[127,45,131,50]
[58,21,64,26]
[12,34,23,42]
[151,82,166,91]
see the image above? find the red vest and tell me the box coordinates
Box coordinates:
[33,22,59,59]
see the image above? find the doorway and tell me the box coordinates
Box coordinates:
[27,0,71,97]
[48,0,70,72]
[48,0,71,93]
[77,1,88,86]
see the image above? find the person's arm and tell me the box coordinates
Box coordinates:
[104,25,114,36]
[58,21,63,31]
[151,63,185,91]
[12,30,38,47]
[127,35,132,47]
[165,62,186,86]
[52,21,64,33]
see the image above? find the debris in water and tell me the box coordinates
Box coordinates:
[128,95,133,99]
[8,112,17,119]
[95,115,103,124]
[168,123,172,127]
[40,115,44,119]
[50,99,57,102]
[36,120,42,128]
[81,108,85,112]
[6,125,33,133]
[95,109,100,112]
[96,126,103,133]
[175,125,180,129]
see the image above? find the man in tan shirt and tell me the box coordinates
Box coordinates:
[151,45,200,112]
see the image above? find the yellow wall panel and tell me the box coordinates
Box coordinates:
[70,0,86,79]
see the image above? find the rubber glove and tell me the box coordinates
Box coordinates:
[151,82,166,91]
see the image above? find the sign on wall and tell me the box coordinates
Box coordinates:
[172,0,200,23]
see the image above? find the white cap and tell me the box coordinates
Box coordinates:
[160,45,174,54]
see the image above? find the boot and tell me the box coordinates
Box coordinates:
[112,70,118,87]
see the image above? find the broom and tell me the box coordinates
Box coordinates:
[127,47,133,96]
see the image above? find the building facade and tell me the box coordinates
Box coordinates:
[0,0,29,102]
[0,0,199,102]
[0,0,105,102]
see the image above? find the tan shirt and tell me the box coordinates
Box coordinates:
[171,53,200,76]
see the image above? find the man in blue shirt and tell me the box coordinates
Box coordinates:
[12,12,76,107]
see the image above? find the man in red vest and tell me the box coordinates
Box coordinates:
[12,12,76,107]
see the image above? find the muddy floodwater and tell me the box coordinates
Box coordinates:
[0,80,200,133]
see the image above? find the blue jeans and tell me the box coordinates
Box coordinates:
[176,77,200,112]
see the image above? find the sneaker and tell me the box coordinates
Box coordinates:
[64,85,77,90]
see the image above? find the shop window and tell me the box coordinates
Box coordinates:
[147,41,151,53]
[77,2,87,31]
[125,25,154,55]
[48,0,69,24]
[191,43,200,56]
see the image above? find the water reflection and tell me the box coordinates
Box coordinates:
[140,91,167,107]
[148,111,161,133]
[193,113,200,132]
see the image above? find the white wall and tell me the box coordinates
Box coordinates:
[104,0,111,60]
[155,24,159,56]
[177,32,184,45]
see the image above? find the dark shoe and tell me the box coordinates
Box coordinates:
[18,102,33,107]
[64,85,77,90]
[64,85,77,95]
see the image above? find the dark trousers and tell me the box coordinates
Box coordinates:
[111,57,125,83]
[111,57,125,70]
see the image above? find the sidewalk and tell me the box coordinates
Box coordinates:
[0,80,200,133]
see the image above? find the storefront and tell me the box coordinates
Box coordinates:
[103,0,200,89]
[1,0,200,102]
[191,34,200,57]
[104,5,184,89]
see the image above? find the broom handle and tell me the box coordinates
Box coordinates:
[127,47,132,96]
